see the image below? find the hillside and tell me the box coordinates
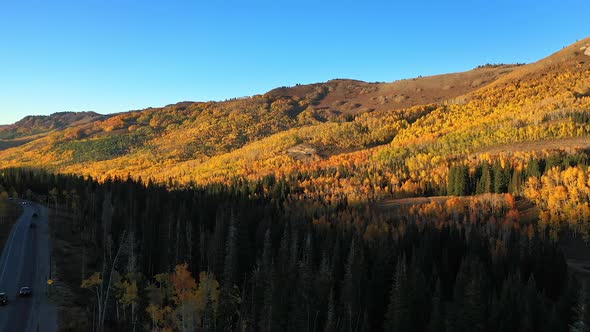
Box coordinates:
[0,38,589,200]
[0,65,514,175]
[265,65,515,114]
[0,111,105,139]
[0,111,106,150]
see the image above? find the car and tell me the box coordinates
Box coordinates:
[32,212,38,218]
[18,287,31,297]
[0,293,7,305]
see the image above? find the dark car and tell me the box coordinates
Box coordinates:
[18,287,31,297]
[32,212,38,218]
[0,293,7,305]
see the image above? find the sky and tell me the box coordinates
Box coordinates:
[0,0,589,125]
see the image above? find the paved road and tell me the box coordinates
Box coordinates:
[0,201,57,331]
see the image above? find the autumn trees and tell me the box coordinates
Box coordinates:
[1,54,589,208]
[141,265,220,331]
[525,165,590,240]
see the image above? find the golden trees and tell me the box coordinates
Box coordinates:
[143,264,220,332]
[525,166,590,239]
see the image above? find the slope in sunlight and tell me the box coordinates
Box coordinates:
[0,37,588,198]
[0,63,515,178]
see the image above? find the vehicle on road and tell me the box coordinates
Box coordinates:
[0,293,7,305]
[32,212,38,218]
[18,287,31,297]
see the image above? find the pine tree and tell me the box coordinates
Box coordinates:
[508,168,523,194]
[428,279,445,332]
[288,233,314,332]
[275,223,291,330]
[253,229,274,330]
[211,206,226,279]
[385,256,410,331]
[259,266,279,332]
[447,167,457,196]
[261,229,273,281]
[493,161,509,193]
[223,212,238,289]
[489,274,521,332]
[476,161,492,194]
[218,211,239,330]
[461,279,485,332]
[341,238,366,332]
[521,275,539,332]
[324,289,338,332]
[571,280,590,332]
[526,157,541,177]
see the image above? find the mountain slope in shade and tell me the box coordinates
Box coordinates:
[0,111,107,151]
[0,111,105,139]
[0,37,588,195]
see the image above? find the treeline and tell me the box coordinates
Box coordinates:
[446,152,589,196]
[0,167,587,331]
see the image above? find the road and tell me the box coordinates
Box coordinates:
[0,201,57,331]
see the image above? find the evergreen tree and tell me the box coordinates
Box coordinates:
[476,161,493,194]
[288,234,314,332]
[493,161,508,193]
[341,239,366,332]
[211,207,226,279]
[218,212,239,330]
[526,157,541,178]
[428,279,445,332]
[385,256,410,332]
[571,280,590,332]
[447,165,470,196]
[461,279,485,332]
[324,289,338,332]
[223,212,238,289]
[259,267,279,332]
[508,168,523,195]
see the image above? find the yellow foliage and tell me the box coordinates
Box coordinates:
[81,272,102,289]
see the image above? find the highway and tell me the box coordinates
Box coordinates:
[0,201,57,331]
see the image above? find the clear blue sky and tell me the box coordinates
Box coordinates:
[0,0,588,125]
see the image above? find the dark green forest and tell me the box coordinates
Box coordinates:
[0,159,587,332]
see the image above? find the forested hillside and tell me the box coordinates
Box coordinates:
[0,37,589,332]
[1,39,588,203]
[0,65,516,180]
[0,165,580,331]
